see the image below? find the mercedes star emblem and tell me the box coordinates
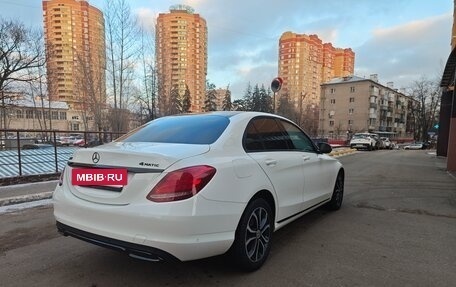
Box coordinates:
[92,152,100,163]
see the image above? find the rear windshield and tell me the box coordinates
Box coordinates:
[119,115,230,144]
[352,134,368,139]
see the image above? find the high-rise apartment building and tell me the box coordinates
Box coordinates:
[43,0,106,113]
[156,5,207,114]
[278,32,354,107]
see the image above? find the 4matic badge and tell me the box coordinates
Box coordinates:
[139,162,159,168]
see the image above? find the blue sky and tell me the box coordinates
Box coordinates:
[0,0,453,99]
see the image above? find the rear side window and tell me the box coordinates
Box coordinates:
[119,115,230,144]
[244,117,292,151]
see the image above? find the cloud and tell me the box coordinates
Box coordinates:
[135,8,158,32]
[355,13,452,89]
[130,0,453,98]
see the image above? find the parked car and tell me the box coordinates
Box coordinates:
[54,111,345,271]
[350,133,378,150]
[22,143,54,150]
[403,142,424,150]
[380,137,392,149]
[73,138,86,147]
[60,136,78,146]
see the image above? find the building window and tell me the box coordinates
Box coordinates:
[329,120,334,127]
[349,108,354,114]
[35,110,42,119]
[349,97,355,102]
[26,110,33,119]
[348,120,353,125]
[72,123,79,131]
[16,110,23,119]
[59,112,67,120]
[72,115,79,120]
[350,87,355,92]
[330,99,336,104]
[52,111,59,120]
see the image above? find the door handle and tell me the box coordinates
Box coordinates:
[303,156,311,161]
[265,159,277,166]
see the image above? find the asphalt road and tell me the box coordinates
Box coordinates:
[1,150,455,287]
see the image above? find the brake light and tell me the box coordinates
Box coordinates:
[58,167,65,186]
[147,165,216,202]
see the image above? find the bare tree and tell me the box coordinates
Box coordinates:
[105,0,140,131]
[408,76,441,141]
[276,92,297,121]
[24,30,53,136]
[135,28,157,123]
[0,18,44,131]
[296,92,308,126]
[73,51,108,133]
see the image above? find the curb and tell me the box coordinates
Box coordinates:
[0,191,53,207]
[330,148,357,157]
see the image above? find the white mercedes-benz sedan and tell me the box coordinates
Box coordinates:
[54,111,344,271]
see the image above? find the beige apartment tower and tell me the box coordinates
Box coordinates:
[278,32,354,107]
[43,0,106,111]
[156,5,207,114]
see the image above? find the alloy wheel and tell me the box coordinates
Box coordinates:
[244,207,271,262]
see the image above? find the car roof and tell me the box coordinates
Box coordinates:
[159,111,292,122]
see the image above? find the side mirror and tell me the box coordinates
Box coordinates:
[317,142,332,154]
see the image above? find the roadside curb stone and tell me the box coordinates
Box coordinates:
[0,191,53,207]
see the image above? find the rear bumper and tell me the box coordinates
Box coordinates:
[350,143,370,149]
[53,184,245,261]
[56,221,179,262]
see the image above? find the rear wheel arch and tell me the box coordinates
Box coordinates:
[230,190,275,271]
[250,190,276,228]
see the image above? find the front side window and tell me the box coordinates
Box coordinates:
[279,120,316,153]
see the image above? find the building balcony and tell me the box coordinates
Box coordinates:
[380,105,388,111]
[369,113,377,119]
[370,89,379,97]
[369,102,377,109]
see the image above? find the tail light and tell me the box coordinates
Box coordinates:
[147,165,216,202]
[58,167,66,186]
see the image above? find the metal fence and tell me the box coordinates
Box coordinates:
[0,129,126,178]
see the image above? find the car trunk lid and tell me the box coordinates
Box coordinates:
[65,142,210,205]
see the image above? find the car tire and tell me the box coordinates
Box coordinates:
[231,198,273,271]
[327,172,344,210]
